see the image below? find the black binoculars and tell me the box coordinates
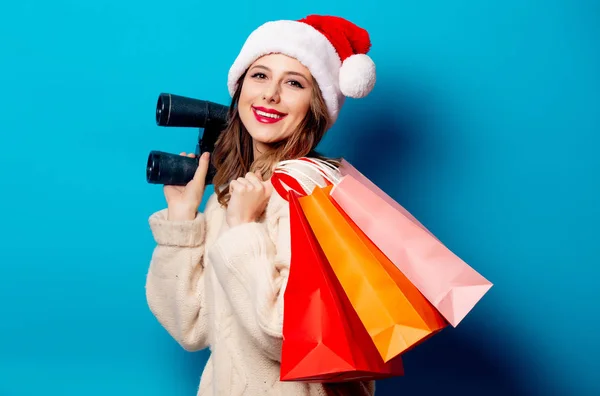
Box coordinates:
[146,93,229,186]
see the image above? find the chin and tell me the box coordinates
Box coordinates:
[244,120,282,141]
[249,133,282,147]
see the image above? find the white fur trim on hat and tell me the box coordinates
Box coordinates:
[227,20,345,123]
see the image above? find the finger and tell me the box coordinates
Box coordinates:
[244,172,263,190]
[187,153,195,158]
[185,152,210,199]
[231,178,249,193]
[236,176,252,187]
[229,180,240,194]
[180,152,187,156]
[192,152,210,183]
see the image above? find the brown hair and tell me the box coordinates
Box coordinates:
[211,70,337,207]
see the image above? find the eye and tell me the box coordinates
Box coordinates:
[287,80,304,89]
[251,72,267,79]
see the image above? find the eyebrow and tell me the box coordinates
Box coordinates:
[250,65,310,81]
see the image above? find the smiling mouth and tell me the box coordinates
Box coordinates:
[255,109,283,119]
[252,106,287,123]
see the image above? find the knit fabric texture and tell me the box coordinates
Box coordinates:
[145,166,375,395]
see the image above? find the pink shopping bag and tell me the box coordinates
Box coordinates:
[332,159,493,327]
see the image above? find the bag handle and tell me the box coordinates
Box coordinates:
[278,158,342,184]
[271,157,342,201]
[271,171,309,200]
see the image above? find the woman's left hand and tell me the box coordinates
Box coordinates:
[226,171,273,227]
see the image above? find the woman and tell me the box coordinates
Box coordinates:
[145,14,377,396]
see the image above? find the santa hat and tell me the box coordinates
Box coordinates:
[227,15,376,123]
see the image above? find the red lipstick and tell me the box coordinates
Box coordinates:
[252,106,287,124]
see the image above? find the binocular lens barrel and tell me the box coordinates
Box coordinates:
[146,150,198,186]
[156,93,229,128]
[156,93,208,127]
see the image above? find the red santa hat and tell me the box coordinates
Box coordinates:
[227,14,376,123]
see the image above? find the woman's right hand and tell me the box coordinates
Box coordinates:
[164,151,211,221]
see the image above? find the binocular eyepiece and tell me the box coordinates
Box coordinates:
[146,93,229,186]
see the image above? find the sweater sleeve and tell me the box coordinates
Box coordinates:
[207,197,291,361]
[145,195,216,352]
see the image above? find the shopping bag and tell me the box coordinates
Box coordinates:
[273,165,448,362]
[333,159,493,327]
[299,185,448,362]
[280,189,405,382]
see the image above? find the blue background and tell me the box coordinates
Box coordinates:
[1,0,598,395]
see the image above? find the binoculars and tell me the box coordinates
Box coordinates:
[146,93,229,186]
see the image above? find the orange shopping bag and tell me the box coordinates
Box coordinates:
[272,164,448,362]
[298,185,448,361]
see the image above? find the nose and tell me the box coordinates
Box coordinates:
[261,81,280,103]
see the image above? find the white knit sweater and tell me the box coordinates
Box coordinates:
[145,179,375,395]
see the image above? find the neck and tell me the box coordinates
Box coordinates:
[252,140,269,160]
[251,140,279,180]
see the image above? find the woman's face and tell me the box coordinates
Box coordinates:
[238,53,313,155]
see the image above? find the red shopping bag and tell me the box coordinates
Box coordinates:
[280,188,404,382]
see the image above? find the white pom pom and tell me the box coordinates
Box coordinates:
[338,54,376,98]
